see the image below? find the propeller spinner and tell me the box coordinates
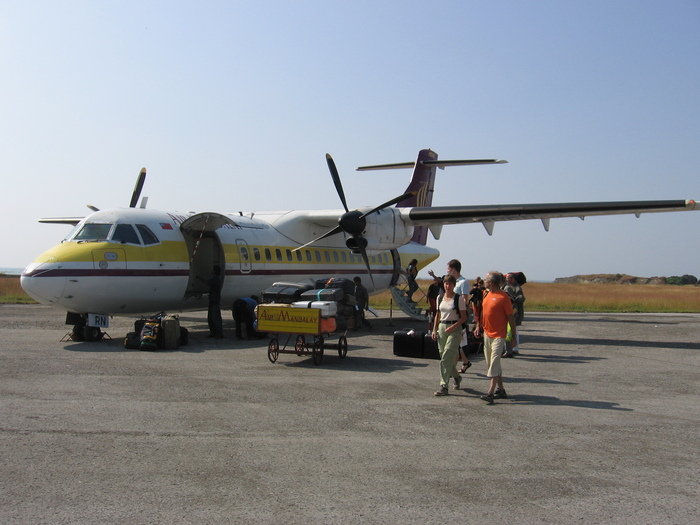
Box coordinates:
[296,154,415,285]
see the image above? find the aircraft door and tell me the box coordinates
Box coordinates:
[236,239,252,274]
[180,213,236,299]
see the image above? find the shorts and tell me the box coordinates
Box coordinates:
[483,334,504,377]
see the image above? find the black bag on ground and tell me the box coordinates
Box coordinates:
[124,331,140,349]
[393,330,426,358]
[423,333,440,359]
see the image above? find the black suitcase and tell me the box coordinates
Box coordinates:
[300,288,344,302]
[262,283,312,304]
[423,333,440,359]
[393,330,425,358]
[315,277,356,297]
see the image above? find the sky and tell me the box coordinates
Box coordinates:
[1,0,698,281]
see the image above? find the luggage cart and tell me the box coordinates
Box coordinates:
[256,304,349,365]
[267,332,348,365]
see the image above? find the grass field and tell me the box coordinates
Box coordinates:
[375,279,700,313]
[2,275,699,312]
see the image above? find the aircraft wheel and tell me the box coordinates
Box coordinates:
[83,326,102,341]
[295,335,306,356]
[338,335,348,359]
[312,336,324,365]
[267,338,279,363]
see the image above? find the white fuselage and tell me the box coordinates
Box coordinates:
[21,207,439,316]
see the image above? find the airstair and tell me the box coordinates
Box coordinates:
[389,286,428,321]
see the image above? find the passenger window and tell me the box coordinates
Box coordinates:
[286,249,293,262]
[295,250,302,262]
[253,247,261,261]
[341,252,347,263]
[265,249,272,261]
[333,251,339,262]
[305,250,312,262]
[74,223,112,241]
[324,251,330,262]
[136,224,159,245]
[275,249,282,261]
[112,224,141,244]
[315,250,321,263]
[241,247,249,261]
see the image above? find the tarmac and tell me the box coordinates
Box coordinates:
[1,304,698,524]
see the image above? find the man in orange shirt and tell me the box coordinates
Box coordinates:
[474,271,517,404]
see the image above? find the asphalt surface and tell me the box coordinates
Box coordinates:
[1,305,699,524]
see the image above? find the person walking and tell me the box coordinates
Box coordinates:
[431,275,468,396]
[446,258,471,372]
[474,271,516,404]
[405,259,419,302]
[503,273,525,355]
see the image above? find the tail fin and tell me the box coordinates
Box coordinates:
[357,149,438,245]
[356,150,507,245]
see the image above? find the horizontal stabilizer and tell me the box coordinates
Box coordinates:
[38,217,83,226]
[357,159,507,171]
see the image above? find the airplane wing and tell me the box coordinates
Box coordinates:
[404,199,697,235]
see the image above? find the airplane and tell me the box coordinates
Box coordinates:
[20,149,697,340]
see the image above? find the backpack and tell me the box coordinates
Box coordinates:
[437,292,468,329]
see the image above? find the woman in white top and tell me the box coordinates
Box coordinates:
[431,275,468,396]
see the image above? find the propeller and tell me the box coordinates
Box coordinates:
[129,168,147,208]
[295,154,416,285]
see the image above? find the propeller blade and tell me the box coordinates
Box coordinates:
[326,154,349,213]
[87,205,99,212]
[359,247,375,287]
[292,225,344,252]
[129,168,147,208]
[360,191,416,219]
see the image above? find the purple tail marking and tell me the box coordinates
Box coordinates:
[395,149,438,245]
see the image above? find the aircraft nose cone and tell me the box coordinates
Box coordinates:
[20,262,67,306]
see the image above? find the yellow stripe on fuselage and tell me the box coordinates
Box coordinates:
[33,240,438,270]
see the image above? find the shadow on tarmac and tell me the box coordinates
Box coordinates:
[523,334,700,350]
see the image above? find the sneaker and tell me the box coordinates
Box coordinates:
[453,375,462,389]
[502,351,514,358]
[494,388,508,399]
[480,393,494,404]
[434,386,449,396]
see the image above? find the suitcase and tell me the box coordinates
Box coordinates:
[315,277,356,297]
[161,315,180,350]
[423,333,440,359]
[262,283,312,304]
[290,300,338,317]
[300,288,344,302]
[124,331,140,349]
[393,330,425,358]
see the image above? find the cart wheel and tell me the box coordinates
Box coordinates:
[267,338,279,363]
[295,334,306,356]
[338,335,348,358]
[312,336,324,365]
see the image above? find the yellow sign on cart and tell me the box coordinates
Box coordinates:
[256,304,321,334]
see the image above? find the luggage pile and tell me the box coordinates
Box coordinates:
[124,313,189,351]
[259,278,358,333]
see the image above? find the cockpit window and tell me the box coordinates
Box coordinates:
[112,224,141,245]
[136,224,159,245]
[73,223,112,241]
